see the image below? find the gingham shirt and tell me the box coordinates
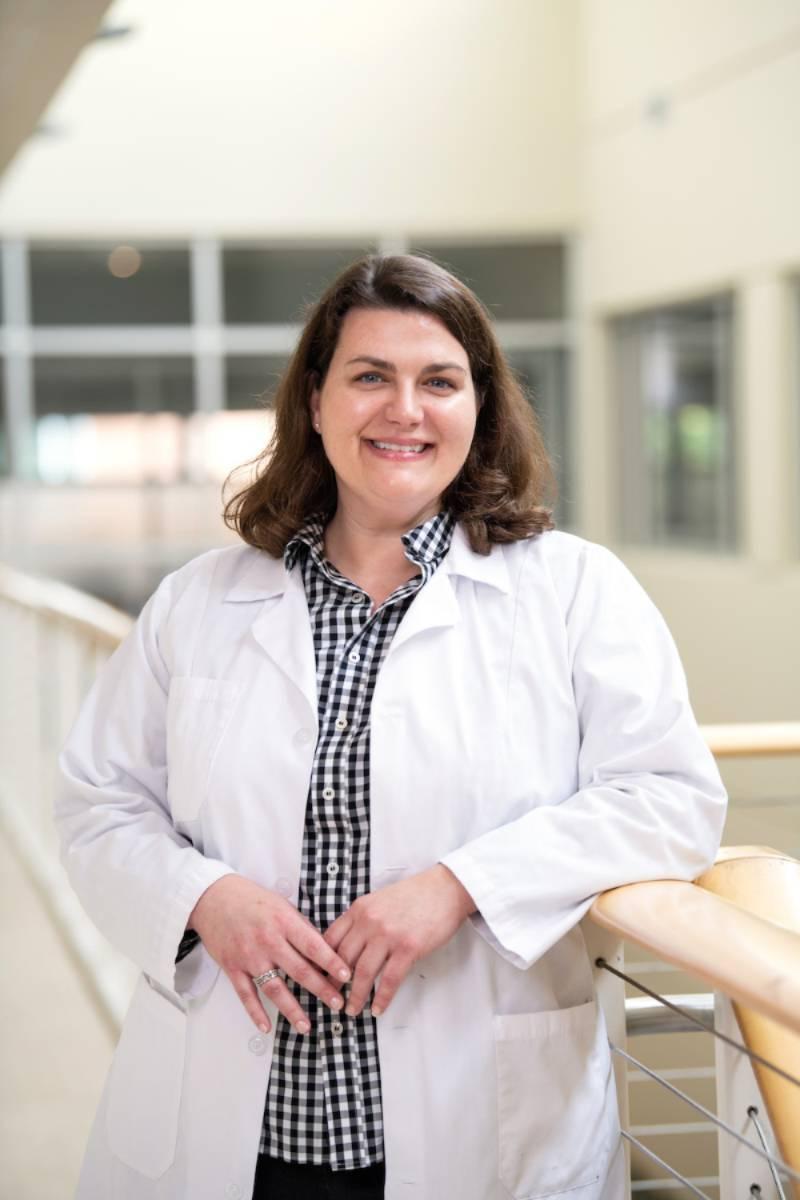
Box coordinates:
[259,509,455,1170]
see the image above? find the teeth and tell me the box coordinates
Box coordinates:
[372,441,426,453]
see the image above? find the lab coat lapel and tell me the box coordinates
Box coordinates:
[390,559,460,654]
[242,560,317,716]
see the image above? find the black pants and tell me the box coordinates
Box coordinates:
[252,1154,385,1200]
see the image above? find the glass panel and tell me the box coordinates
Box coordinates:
[34,356,193,416]
[505,347,572,524]
[223,245,371,324]
[412,242,565,320]
[33,356,194,484]
[225,355,289,410]
[0,363,8,476]
[30,244,191,325]
[614,297,736,549]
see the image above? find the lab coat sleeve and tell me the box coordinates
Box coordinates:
[54,568,236,996]
[441,540,728,970]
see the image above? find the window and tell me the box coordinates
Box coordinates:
[614,296,735,549]
[225,355,289,410]
[33,357,194,484]
[30,244,191,325]
[411,242,566,320]
[223,245,371,324]
[506,347,571,516]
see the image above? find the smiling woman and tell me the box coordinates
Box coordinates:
[223,253,556,559]
[55,254,726,1200]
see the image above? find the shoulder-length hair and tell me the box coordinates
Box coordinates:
[223,253,556,555]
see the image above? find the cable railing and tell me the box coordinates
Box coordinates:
[1,560,799,1196]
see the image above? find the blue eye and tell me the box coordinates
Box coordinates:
[356,372,384,384]
[427,378,454,390]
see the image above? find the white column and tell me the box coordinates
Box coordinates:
[190,237,224,414]
[1,239,36,479]
[738,273,794,564]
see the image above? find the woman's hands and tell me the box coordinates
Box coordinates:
[187,875,352,1035]
[323,864,476,1018]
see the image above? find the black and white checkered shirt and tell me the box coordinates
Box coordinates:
[259,509,455,1171]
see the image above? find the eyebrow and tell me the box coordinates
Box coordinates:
[344,355,467,375]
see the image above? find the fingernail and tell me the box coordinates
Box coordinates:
[371,1005,383,1017]
[296,1019,311,1035]
[345,1004,355,1017]
[338,967,351,982]
[329,995,343,1011]
[259,1023,270,1034]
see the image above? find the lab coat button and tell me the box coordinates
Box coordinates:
[294,728,314,746]
[248,1035,267,1055]
[275,877,292,896]
[225,1185,242,1199]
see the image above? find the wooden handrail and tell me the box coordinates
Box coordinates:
[591,847,800,1184]
[700,721,800,758]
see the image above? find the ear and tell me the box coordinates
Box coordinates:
[308,372,321,432]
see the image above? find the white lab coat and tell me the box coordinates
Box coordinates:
[56,526,726,1200]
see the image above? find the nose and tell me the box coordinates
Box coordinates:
[385,380,423,424]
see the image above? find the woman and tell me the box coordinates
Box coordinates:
[56,254,727,1200]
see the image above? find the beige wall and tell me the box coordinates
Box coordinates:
[0,0,579,238]
[576,0,800,777]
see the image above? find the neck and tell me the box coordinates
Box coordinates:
[322,502,441,601]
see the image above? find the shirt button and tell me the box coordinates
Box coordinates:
[294,728,314,746]
[331,1020,344,1036]
[334,716,348,731]
[348,651,360,664]
[248,1035,267,1055]
[326,861,340,876]
[350,594,364,604]
[322,786,335,800]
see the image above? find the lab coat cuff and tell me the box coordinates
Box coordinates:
[439,849,529,970]
[156,853,235,996]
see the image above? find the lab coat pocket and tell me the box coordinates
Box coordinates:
[105,975,186,1179]
[166,676,239,820]
[493,1000,611,1199]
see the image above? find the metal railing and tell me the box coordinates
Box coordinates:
[1,560,799,1195]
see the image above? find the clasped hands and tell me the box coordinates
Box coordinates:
[188,865,476,1035]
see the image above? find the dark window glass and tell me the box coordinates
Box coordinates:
[0,363,8,475]
[34,356,194,416]
[614,296,735,549]
[505,347,572,524]
[225,355,289,410]
[223,245,371,324]
[412,243,565,321]
[30,245,191,325]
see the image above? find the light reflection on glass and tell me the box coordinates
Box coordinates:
[34,410,273,486]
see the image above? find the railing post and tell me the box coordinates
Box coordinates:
[583,918,631,1200]
[714,992,786,1199]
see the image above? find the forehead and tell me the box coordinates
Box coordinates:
[332,307,469,367]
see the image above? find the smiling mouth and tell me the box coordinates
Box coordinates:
[367,440,431,454]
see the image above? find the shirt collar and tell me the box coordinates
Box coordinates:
[284,510,456,573]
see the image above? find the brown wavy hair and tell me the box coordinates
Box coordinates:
[223,253,556,556]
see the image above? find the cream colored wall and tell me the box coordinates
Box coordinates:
[0,0,579,238]
[576,1,800,780]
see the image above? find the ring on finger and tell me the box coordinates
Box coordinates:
[252,968,282,988]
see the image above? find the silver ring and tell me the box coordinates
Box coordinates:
[252,968,282,988]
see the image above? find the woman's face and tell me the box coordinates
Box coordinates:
[309,307,478,528]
